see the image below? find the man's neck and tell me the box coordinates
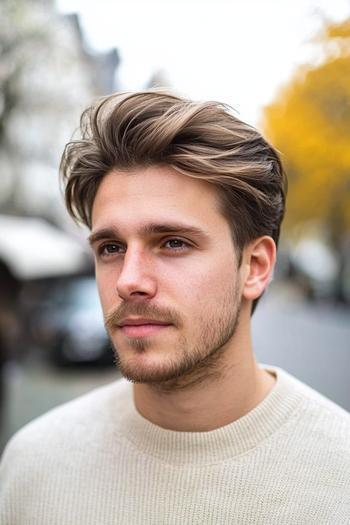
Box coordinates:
[133,352,276,432]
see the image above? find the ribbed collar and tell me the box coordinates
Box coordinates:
[113,366,305,465]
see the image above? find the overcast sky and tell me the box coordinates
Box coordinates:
[57,0,350,126]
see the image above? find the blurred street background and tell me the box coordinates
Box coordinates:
[0,0,349,451]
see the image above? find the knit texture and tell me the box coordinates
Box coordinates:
[1,365,349,524]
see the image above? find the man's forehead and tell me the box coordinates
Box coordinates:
[95,166,220,202]
[92,166,219,227]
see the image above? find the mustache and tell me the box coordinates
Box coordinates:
[104,302,182,331]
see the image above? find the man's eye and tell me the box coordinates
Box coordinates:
[163,238,189,250]
[99,243,125,256]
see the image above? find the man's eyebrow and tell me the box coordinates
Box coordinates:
[87,223,208,246]
[141,223,208,237]
[88,228,118,246]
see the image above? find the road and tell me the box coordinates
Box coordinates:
[253,282,350,412]
[1,282,349,450]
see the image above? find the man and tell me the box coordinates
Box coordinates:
[1,91,349,524]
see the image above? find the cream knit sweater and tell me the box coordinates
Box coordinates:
[1,365,349,524]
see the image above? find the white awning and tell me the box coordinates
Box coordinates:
[0,215,89,280]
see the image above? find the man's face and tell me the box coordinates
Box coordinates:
[90,166,244,387]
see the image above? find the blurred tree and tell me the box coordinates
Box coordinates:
[263,17,350,301]
[263,17,350,246]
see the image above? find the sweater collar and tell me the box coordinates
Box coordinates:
[113,366,305,465]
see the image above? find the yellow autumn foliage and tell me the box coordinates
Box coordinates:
[262,18,350,241]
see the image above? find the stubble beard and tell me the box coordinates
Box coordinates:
[105,285,241,392]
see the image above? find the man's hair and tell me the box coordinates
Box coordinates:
[60,90,287,312]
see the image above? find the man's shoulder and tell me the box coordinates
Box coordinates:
[285,369,350,423]
[1,377,131,463]
[275,367,350,458]
[303,383,350,446]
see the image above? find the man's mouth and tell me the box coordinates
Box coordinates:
[117,318,172,338]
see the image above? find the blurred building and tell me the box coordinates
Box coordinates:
[0,2,120,390]
[0,2,120,227]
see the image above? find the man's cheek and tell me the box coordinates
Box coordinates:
[97,278,116,311]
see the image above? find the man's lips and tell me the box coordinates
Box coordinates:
[117,318,172,338]
[118,318,170,327]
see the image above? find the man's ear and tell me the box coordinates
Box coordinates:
[241,236,276,302]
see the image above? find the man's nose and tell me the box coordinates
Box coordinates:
[116,248,157,301]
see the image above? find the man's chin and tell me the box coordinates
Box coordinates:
[114,350,185,384]
[110,332,181,380]
[110,326,233,389]
[113,346,221,391]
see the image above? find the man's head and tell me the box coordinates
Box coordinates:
[60,91,287,387]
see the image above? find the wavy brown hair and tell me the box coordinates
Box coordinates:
[60,90,287,311]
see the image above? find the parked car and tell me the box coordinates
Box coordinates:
[30,277,114,367]
[289,237,341,301]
